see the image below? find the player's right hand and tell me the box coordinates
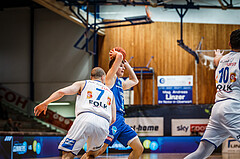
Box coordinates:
[34,103,48,116]
[109,49,117,59]
[109,49,123,60]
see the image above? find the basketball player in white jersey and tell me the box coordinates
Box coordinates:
[185,29,240,159]
[34,67,116,159]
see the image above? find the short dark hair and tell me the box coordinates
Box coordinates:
[91,67,105,78]
[230,29,240,49]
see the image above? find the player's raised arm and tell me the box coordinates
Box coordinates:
[105,50,123,88]
[34,81,85,116]
[110,97,116,126]
[122,60,139,90]
[214,49,224,67]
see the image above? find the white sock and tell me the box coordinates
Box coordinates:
[184,141,215,159]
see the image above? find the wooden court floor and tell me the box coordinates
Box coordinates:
[94,153,240,159]
[43,153,240,159]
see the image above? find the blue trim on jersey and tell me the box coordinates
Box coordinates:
[77,111,109,122]
[77,80,87,95]
[82,80,87,92]
[111,77,125,116]
[201,139,217,149]
[215,98,239,103]
[239,59,240,70]
[94,80,102,83]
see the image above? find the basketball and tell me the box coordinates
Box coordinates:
[112,47,126,60]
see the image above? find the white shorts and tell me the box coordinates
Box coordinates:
[202,100,240,147]
[58,112,109,155]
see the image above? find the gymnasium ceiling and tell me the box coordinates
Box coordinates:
[107,0,240,7]
[1,0,240,10]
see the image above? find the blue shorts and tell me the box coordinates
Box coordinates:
[104,115,137,147]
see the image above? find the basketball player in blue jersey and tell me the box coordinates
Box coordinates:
[90,47,144,159]
[34,67,116,159]
[185,29,240,159]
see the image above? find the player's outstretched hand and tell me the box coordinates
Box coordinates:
[34,102,48,116]
[214,49,224,57]
[109,49,117,60]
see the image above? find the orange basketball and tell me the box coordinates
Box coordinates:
[112,47,126,60]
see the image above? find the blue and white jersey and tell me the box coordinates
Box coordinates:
[75,80,114,122]
[215,51,240,102]
[111,77,125,116]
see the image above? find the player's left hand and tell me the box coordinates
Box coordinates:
[123,60,131,68]
[214,49,224,57]
[34,103,48,116]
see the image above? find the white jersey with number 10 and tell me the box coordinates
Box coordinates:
[215,52,240,102]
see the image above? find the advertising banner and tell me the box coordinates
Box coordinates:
[125,117,164,136]
[172,119,209,136]
[157,76,193,104]
[0,85,35,116]
[140,136,201,153]
[0,85,73,131]
[37,109,73,131]
[222,138,240,153]
[0,136,202,155]
[106,136,201,153]
[0,136,63,158]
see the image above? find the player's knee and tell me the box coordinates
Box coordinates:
[62,151,75,159]
[138,144,144,154]
[133,144,144,154]
[138,142,144,153]
[97,144,108,156]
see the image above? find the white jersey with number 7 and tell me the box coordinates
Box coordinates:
[75,80,114,123]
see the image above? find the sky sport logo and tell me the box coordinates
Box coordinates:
[131,125,159,132]
[190,124,207,132]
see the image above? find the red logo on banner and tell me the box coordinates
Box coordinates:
[37,109,73,131]
[190,124,207,132]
